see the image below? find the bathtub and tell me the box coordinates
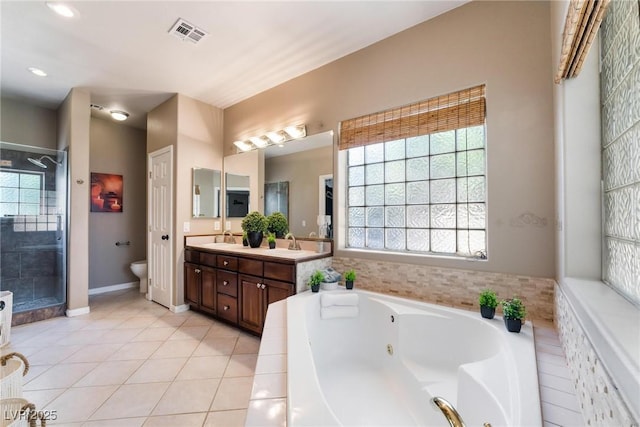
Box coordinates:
[287,290,542,426]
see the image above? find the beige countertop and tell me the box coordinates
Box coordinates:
[186,242,330,262]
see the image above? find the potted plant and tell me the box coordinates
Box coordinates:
[267,212,289,238]
[242,231,249,247]
[478,289,498,319]
[241,211,268,248]
[501,298,526,333]
[309,270,324,293]
[267,232,276,249]
[344,269,356,290]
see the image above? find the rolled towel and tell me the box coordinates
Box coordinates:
[321,306,359,319]
[321,292,359,308]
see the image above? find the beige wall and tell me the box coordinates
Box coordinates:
[224,1,555,278]
[1,97,57,148]
[265,146,333,236]
[58,88,91,312]
[174,94,224,306]
[89,117,147,289]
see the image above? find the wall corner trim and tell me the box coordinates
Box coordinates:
[66,306,90,317]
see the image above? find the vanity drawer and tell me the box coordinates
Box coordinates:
[184,249,199,263]
[217,255,238,271]
[264,262,295,283]
[217,270,238,297]
[217,293,238,323]
[239,258,263,277]
[199,252,217,268]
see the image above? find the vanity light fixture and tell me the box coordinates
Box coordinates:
[28,67,47,77]
[110,110,129,121]
[46,2,77,18]
[233,124,307,153]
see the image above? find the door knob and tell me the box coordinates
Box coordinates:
[161,235,169,240]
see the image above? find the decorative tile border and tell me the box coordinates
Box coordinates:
[555,284,637,426]
[331,257,555,322]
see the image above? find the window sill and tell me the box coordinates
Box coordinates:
[560,277,640,421]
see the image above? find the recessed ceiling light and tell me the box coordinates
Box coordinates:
[28,67,47,77]
[110,110,129,121]
[46,2,76,18]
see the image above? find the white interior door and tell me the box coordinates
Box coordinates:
[148,147,173,308]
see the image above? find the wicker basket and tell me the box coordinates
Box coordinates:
[0,398,44,427]
[0,291,12,348]
[0,353,29,400]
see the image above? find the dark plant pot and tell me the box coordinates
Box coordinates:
[504,317,522,333]
[311,284,320,293]
[242,238,249,247]
[247,231,263,248]
[345,280,354,290]
[275,231,286,238]
[268,241,276,249]
[480,305,495,319]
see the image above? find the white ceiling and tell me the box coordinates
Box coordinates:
[1,1,467,129]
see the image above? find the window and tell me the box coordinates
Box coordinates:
[341,85,487,257]
[0,170,44,216]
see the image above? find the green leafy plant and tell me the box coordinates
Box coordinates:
[344,269,356,282]
[267,212,289,238]
[478,289,498,308]
[241,211,268,233]
[267,232,276,243]
[501,298,526,320]
[242,231,248,240]
[309,270,325,287]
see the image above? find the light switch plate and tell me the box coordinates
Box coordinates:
[302,220,306,227]
[183,222,190,233]
[225,221,231,230]
[214,221,221,230]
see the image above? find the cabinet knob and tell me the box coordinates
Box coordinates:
[256,283,261,288]
[223,305,230,311]
[223,260,229,266]
[195,268,201,273]
[261,284,266,289]
[223,280,228,286]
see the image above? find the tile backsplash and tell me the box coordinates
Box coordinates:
[332,256,555,322]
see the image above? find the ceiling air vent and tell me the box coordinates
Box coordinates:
[169,18,208,44]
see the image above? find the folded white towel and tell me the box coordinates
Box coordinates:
[320,292,359,308]
[321,306,359,319]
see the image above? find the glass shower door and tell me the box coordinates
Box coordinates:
[0,142,67,324]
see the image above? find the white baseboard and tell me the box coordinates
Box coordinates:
[66,306,90,317]
[89,282,138,296]
[171,304,190,313]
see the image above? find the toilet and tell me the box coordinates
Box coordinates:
[130,260,148,293]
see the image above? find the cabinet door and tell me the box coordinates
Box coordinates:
[238,274,265,334]
[200,265,217,314]
[263,278,294,319]
[184,262,200,306]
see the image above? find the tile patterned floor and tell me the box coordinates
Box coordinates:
[2,289,259,426]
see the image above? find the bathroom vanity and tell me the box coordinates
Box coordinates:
[184,240,331,335]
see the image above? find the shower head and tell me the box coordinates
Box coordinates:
[28,155,62,169]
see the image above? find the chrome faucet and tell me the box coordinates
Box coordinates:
[223,229,236,244]
[285,232,301,250]
[309,231,317,237]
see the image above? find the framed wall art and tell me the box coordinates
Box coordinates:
[90,172,123,212]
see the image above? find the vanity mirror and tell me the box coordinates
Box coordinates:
[226,173,250,217]
[264,130,333,237]
[193,168,221,218]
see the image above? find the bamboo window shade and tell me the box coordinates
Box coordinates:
[555,0,611,84]
[339,85,486,151]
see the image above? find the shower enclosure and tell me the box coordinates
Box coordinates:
[0,142,67,324]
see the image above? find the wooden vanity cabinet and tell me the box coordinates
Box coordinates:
[184,247,297,336]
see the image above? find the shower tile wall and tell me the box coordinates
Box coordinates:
[0,148,64,313]
[332,256,555,322]
[600,0,640,304]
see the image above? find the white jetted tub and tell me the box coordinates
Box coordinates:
[287,289,542,426]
